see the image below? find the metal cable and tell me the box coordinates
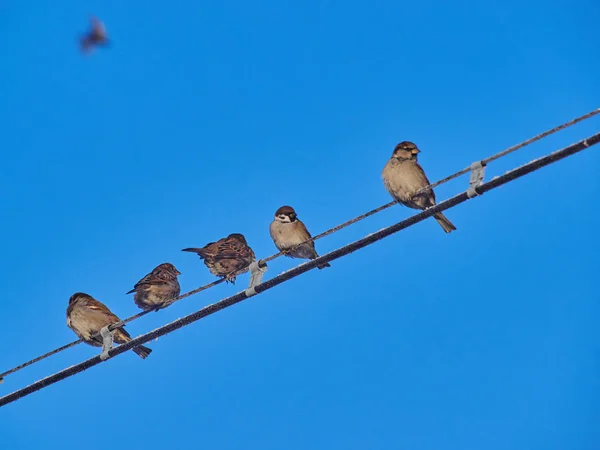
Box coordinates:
[0,131,597,407]
[1,108,598,383]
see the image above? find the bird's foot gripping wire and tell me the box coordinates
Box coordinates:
[99,325,114,361]
[467,161,486,198]
[245,261,267,297]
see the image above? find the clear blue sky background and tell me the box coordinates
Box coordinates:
[1,1,598,449]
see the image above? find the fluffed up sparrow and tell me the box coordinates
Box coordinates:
[382,141,456,233]
[182,233,256,283]
[67,292,152,359]
[127,263,181,311]
[269,205,330,269]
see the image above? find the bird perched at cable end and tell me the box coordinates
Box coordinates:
[127,263,181,311]
[269,205,330,269]
[79,16,110,53]
[66,292,152,359]
[182,233,256,284]
[382,141,456,233]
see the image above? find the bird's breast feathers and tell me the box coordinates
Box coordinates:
[270,220,309,247]
[382,159,430,200]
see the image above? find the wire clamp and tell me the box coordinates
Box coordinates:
[99,325,114,361]
[467,161,486,198]
[245,261,267,297]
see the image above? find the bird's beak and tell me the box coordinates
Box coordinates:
[411,148,420,155]
[176,270,181,275]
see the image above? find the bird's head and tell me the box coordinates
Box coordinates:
[228,233,248,244]
[154,262,181,277]
[274,206,297,223]
[392,141,420,161]
[69,292,93,305]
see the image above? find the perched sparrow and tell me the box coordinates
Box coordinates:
[382,141,456,233]
[126,263,181,311]
[182,233,255,283]
[269,206,330,269]
[66,292,152,359]
[79,17,109,53]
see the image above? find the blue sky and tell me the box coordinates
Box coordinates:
[1,1,599,449]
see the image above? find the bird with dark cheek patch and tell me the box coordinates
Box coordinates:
[182,233,256,284]
[79,17,110,53]
[66,292,152,359]
[127,263,181,311]
[269,205,330,269]
[382,141,457,233]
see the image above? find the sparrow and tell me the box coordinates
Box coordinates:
[126,263,181,311]
[382,141,456,233]
[66,292,152,359]
[79,17,109,53]
[269,206,330,269]
[182,233,255,283]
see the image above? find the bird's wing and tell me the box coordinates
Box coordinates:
[414,161,435,203]
[129,270,170,293]
[87,300,121,324]
[296,220,313,240]
[216,237,253,260]
[91,17,106,36]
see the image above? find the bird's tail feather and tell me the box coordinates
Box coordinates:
[114,329,152,359]
[434,213,456,233]
[181,248,209,259]
[132,345,152,359]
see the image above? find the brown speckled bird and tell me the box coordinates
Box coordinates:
[126,263,181,311]
[382,141,456,233]
[79,17,109,53]
[66,292,152,359]
[269,206,330,269]
[182,233,255,283]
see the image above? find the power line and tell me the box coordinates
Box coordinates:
[0,108,598,384]
[422,107,600,193]
[0,131,597,408]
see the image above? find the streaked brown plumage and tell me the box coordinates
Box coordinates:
[182,233,255,283]
[66,292,152,359]
[79,17,109,53]
[126,263,181,311]
[269,205,330,269]
[382,141,456,233]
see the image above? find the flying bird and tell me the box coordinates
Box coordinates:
[382,141,456,233]
[269,205,330,269]
[182,233,255,283]
[79,17,109,53]
[127,263,181,311]
[66,292,152,359]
